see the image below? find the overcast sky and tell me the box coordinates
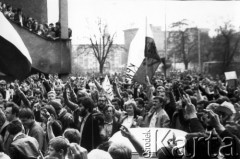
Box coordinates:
[48,0,240,44]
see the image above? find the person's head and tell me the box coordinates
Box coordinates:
[111,98,122,110]
[6,5,12,11]
[54,87,62,96]
[153,96,165,110]
[55,22,61,29]
[214,101,236,125]
[126,90,133,100]
[5,102,19,121]
[49,23,54,29]
[48,91,56,101]
[42,104,57,120]
[108,143,132,159]
[103,105,115,120]
[98,95,107,111]
[19,108,35,128]
[48,136,69,159]
[63,128,81,144]
[124,101,137,117]
[121,92,129,102]
[0,152,11,159]
[144,100,152,112]
[0,80,6,91]
[21,82,29,92]
[135,98,144,109]
[81,97,95,113]
[7,120,23,136]
[88,149,112,159]
[49,100,62,115]
[33,88,43,100]
[156,86,166,99]
[16,8,22,14]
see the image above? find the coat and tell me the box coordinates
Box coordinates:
[143,108,170,128]
[28,121,47,154]
[80,113,103,152]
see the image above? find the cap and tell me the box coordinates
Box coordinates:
[215,101,236,115]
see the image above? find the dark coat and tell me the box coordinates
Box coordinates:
[80,113,102,152]
[110,118,121,136]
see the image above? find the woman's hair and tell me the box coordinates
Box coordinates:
[124,101,139,118]
[108,143,132,159]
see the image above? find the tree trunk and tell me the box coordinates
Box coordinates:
[99,63,104,74]
[184,61,189,70]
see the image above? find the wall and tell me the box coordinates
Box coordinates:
[10,21,71,74]
[1,0,48,24]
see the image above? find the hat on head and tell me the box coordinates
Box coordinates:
[215,101,236,115]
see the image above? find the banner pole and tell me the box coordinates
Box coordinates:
[145,17,148,80]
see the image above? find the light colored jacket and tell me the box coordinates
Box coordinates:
[143,108,170,128]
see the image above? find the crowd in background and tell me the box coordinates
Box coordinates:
[0,1,72,40]
[0,71,238,159]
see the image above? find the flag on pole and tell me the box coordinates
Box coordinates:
[102,75,114,100]
[126,24,161,85]
[0,12,32,80]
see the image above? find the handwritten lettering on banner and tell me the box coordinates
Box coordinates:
[125,63,138,79]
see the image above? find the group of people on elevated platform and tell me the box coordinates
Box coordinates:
[0,1,72,40]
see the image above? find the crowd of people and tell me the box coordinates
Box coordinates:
[0,71,239,159]
[0,1,72,40]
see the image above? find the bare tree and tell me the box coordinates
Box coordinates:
[212,21,240,71]
[168,19,195,70]
[88,19,116,74]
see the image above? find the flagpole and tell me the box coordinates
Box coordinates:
[164,2,167,77]
[145,17,148,79]
[198,28,201,73]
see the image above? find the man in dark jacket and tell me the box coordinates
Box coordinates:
[8,120,39,159]
[77,97,103,152]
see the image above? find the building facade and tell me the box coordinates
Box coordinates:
[72,44,126,74]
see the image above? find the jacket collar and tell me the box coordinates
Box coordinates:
[13,132,25,141]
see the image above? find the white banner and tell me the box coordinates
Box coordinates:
[225,71,237,80]
[102,75,114,100]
